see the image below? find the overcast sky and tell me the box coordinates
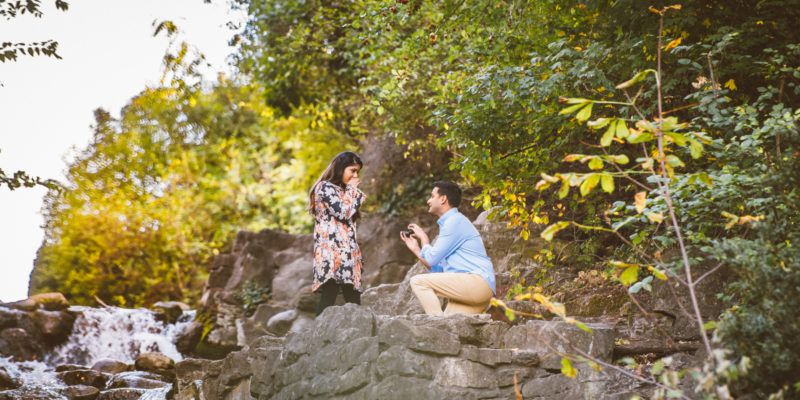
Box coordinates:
[0,0,245,302]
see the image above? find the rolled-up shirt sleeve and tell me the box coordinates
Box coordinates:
[420,227,461,271]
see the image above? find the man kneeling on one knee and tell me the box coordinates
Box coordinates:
[400,181,496,315]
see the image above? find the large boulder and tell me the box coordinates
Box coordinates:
[57,369,109,389]
[32,309,76,345]
[28,293,70,311]
[0,327,43,361]
[0,367,20,390]
[60,385,100,400]
[504,320,615,369]
[151,301,188,325]
[362,263,426,316]
[95,388,148,400]
[134,352,175,379]
[90,359,129,375]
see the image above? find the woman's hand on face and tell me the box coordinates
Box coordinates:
[348,177,361,188]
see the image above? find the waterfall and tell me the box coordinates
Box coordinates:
[47,306,194,366]
[1,306,195,400]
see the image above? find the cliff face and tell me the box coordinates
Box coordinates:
[176,214,419,358]
[172,212,729,399]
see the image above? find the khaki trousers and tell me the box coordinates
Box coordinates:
[409,272,493,315]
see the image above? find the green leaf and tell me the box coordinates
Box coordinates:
[664,131,688,146]
[619,266,639,286]
[651,360,665,375]
[607,154,629,165]
[561,357,577,378]
[626,130,655,143]
[504,307,516,321]
[703,321,717,331]
[540,221,570,241]
[600,123,615,147]
[615,69,656,89]
[559,103,586,115]
[588,157,604,170]
[575,103,593,122]
[580,174,600,196]
[628,281,645,293]
[564,97,591,104]
[587,117,610,129]
[600,173,614,193]
[665,155,685,167]
[558,180,570,199]
[574,320,593,333]
[688,138,703,159]
[615,119,629,138]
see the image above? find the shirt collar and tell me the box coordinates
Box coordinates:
[437,208,459,226]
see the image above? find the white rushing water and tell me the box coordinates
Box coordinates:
[47,306,194,366]
[2,306,195,399]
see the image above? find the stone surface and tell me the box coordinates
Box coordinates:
[265,309,298,336]
[28,293,70,311]
[60,384,100,400]
[0,368,20,390]
[0,327,43,361]
[152,301,187,324]
[378,317,461,356]
[106,374,170,389]
[57,369,108,389]
[32,309,75,344]
[90,359,129,374]
[133,352,175,377]
[95,388,148,400]
[504,320,615,369]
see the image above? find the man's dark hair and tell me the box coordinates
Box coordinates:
[433,181,462,207]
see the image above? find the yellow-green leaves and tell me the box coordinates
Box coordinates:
[647,266,668,280]
[589,118,629,147]
[634,191,647,213]
[615,69,657,89]
[541,221,570,241]
[561,358,577,378]
[559,98,593,122]
[580,174,600,196]
[600,173,614,193]
[619,265,639,286]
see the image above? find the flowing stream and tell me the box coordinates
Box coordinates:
[1,306,194,399]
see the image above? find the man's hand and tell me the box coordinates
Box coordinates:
[400,231,430,268]
[400,231,420,252]
[407,223,430,246]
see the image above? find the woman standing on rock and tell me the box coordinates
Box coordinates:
[308,151,367,315]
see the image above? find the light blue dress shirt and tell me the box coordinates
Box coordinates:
[419,208,496,294]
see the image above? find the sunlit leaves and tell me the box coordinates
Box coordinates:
[561,358,577,378]
[634,192,647,213]
[615,69,656,89]
[540,221,570,241]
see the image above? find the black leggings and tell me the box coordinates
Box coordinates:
[316,279,361,316]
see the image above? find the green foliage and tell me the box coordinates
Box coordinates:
[0,150,60,191]
[238,281,271,316]
[0,0,69,62]
[31,77,354,307]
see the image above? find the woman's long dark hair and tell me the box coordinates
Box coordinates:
[308,151,364,217]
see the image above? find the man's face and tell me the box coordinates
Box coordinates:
[427,187,447,215]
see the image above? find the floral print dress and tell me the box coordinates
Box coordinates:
[312,180,366,292]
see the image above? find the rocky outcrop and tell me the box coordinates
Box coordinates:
[181,214,418,357]
[0,293,76,361]
[174,304,653,400]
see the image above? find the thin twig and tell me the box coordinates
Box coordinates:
[694,262,723,285]
[655,12,713,356]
